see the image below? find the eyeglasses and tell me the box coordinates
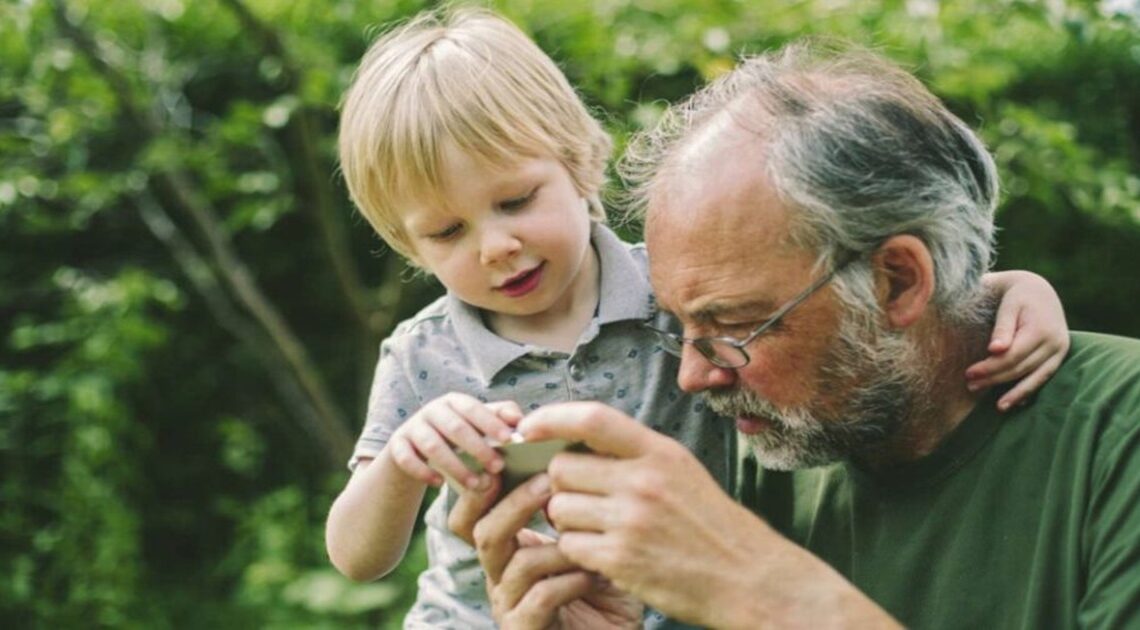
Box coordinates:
[647,252,858,369]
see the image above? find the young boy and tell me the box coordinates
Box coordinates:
[325,8,1069,628]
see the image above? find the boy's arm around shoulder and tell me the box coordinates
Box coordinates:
[325,448,429,582]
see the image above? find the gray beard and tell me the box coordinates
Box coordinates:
[703,308,928,470]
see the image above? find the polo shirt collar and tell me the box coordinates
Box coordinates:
[448,222,653,383]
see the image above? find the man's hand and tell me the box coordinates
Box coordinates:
[449,472,642,629]
[520,402,901,629]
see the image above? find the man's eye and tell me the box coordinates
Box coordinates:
[500,188,536,212]
[720,320,766,337]
[428,224,463,241]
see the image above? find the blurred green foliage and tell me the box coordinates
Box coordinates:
[1,0,1137,626]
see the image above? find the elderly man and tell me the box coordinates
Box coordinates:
[452,42,1140,628]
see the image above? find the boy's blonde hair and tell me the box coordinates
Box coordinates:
[339,8,612,263]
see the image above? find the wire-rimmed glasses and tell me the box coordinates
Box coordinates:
[647,252,858,369]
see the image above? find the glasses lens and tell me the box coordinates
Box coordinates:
[653,329,684,357]
[696,339,748,368]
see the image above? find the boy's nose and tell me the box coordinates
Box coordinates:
[479,226,522,266]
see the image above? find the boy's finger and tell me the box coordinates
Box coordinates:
[988,306,1018,353]
[408,424,484,488]
[967,335,1041,383]
[997,355,1063,411]
[487,400,525,424]
[446,394,515,442]
[971,345,1051,391]
[519,402,657,459]
[424,406,504,474]
[388,437,442,486]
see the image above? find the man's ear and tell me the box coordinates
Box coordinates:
[872,235,935,329]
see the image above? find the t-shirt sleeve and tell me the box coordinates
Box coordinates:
[1078,385,1140,627]
[347,335,418,471]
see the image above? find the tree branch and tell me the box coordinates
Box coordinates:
[217,0,386,343]
[134,191,351,466]
[51,0,354,464]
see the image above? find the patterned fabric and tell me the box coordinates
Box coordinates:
[349,223,733,629]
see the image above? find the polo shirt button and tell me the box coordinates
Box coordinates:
[569,363,585,381]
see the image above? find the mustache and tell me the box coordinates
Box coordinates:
[703,387,787,424]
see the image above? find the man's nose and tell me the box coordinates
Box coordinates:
[676,343,737,393]
[479,224,522,266]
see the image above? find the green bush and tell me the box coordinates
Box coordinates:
[2,0,1137,625]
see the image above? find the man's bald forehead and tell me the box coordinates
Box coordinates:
[645,109,772,229]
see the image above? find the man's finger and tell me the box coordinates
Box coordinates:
[518,401,659,459]
[500,571,595,630]
[555,530,611,575]
[448,474,502,546]
[546,452,628,497]
[474,474,553,582]
[496,543,581,611]
[545,487,615,531]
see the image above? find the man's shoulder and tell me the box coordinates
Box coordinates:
[1067,331,1140,366]
[1061,331,1140,397]
[1040,331,1140,442]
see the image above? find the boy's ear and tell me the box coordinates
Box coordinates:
[871,235,935,329]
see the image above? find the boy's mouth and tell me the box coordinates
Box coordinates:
[497,263,545,297]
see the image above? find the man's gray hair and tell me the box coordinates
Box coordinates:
[621,41,1000,325]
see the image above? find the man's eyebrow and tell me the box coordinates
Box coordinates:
[689,299,778,323]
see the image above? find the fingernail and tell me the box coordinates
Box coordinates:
[966,382,980,392]
[488,458,504,474]
[469,474,492,491]
[998,400,1010,411]
[530,474,551,497]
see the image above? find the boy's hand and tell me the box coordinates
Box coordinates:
[388,393,522,489]
[968,270,1069,411]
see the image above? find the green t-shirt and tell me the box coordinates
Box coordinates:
[737,332,1140,628]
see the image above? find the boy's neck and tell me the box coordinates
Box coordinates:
[485,245,601,353]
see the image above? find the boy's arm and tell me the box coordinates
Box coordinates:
[325,449,428,582]
[325,394,521,582]
[970,270,1069,411]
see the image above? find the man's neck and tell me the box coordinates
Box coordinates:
[859,316,992,469]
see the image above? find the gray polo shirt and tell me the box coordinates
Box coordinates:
[351,223,732,629]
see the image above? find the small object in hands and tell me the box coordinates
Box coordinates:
[449,432,585,495]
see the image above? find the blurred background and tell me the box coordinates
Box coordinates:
[2,0,1138,627]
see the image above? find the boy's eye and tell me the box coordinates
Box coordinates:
[427,223,463,241]
[499,188,537,212]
